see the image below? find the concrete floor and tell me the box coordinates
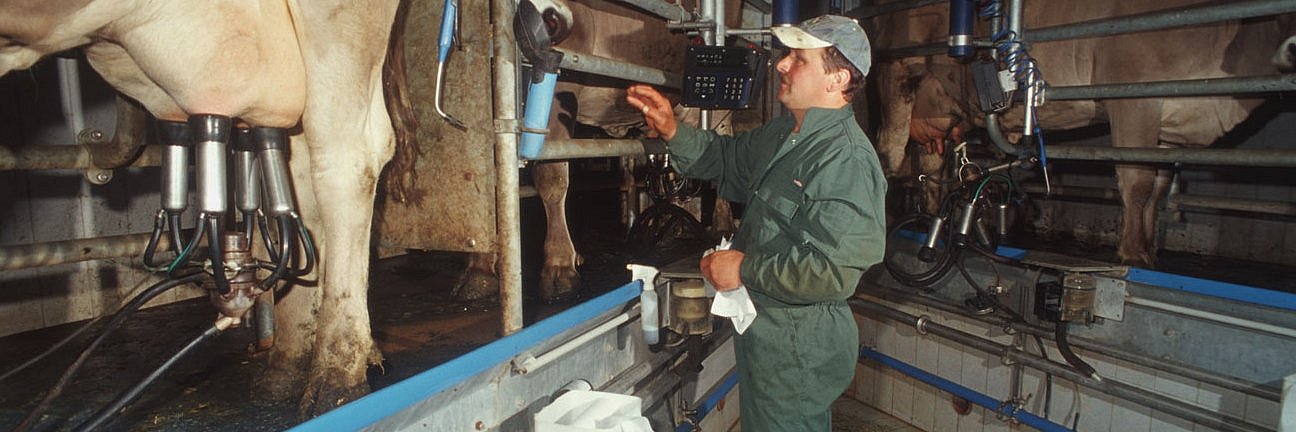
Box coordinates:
[723,396,923,432]
[830,396,924,432]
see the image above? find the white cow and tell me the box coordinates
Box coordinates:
[1,0,403,417]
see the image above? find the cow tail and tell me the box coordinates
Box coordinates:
[382,0,421,204]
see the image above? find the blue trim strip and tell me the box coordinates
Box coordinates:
[290,281,643,432]
[1126,268,1296,312]
[676,371,740,432]
[859,347,1070,432]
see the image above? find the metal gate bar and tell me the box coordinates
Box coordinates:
[879,0,1296,58]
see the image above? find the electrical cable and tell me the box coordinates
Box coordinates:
[12,272,206,432]
[73,318,230,432]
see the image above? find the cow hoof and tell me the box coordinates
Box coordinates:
[539,267,580,302]
[454,269,499,301]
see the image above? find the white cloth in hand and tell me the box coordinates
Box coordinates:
[705,237,758,334]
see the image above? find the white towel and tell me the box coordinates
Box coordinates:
[705,237,758,334]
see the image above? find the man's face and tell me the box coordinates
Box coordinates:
[775,47,836,111]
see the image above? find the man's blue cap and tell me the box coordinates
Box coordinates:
[771,15,872,77]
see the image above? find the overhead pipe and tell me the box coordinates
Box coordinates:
[493,0,524,335]
[614,0,690,22]
[531,138,667,160]
[847,0,944,19]
[1028,0,1296,45]
[555,48,681,88]
[867,288,1283,402]
[850,298,1273,432]
[878,0,1296,59]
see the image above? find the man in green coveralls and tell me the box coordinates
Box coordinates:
[626,15,886,432]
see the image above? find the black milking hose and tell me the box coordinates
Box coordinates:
[11,272,206,432]
[74,322,225,432]
[1055,322,1098,380]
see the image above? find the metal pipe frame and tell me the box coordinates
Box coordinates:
[1168,193,1296,217]
[531,138,667,160]
[878,0,1296,59]
[866,288,1283,402]
[1044,74,1296,100]
[1043,145,1296,167]
[860,347,1070,432]
[0,233,165,271]
[0,144,161,171]
[847,0,944,19]
[493,0,524,335]
[1019,183,1296,217]
[850,298,1273,432]
[555,48,681,89]
[613,0,690,22]
[1027,0,1296,45]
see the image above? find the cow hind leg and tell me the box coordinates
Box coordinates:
[535,160,582,300]
[1106,99,1164,268]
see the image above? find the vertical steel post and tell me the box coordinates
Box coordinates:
[492,0,524,335]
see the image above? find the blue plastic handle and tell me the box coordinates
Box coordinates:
[519,72,558,159]
[438,0,457,62]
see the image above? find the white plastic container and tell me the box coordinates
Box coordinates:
[626,264,660,345]
[533,390,653,432]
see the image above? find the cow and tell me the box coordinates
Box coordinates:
[865,0,1292,267]
[0,0,412,418]
[452,0,742,301]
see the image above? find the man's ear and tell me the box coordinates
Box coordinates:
[829,68,850,92]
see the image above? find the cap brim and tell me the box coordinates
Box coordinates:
[771,25,833,49]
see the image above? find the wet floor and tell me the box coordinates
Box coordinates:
[0,185,644,432]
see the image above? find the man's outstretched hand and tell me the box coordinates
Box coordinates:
[626,84,678,141]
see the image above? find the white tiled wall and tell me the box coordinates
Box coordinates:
[851,303,1281,432]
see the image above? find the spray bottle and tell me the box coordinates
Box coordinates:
[626,264,661,345]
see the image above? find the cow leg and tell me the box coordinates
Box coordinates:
[535,160,582,300]
[1106,99,1164,268]
[876,61,918,176]
[277,0,397,417]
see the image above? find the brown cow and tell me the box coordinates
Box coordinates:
[867,0,1291,267]
[0,0,408,417]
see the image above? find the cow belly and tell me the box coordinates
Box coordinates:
[1158,97,1263,146]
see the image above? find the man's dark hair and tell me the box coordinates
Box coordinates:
[821,46,864,100]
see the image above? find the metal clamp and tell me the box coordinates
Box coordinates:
[915,315,932,335]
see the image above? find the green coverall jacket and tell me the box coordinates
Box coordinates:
[668,105,887,431]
